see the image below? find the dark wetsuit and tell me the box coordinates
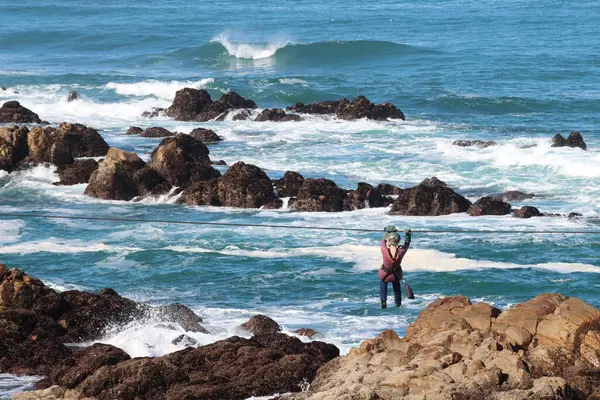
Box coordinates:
[378,237,410,305]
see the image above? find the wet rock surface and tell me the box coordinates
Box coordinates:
[468,197,513,216]
[165,88,256,122]
[54,159,99,186]
[514,206,542,219]
[0,125,30,172]
[140,126,176,138]
[551,131,587,150]
[0,100,42,123]
[389,177,472,216]
[281,293,600,400]
[274,171,306,198]
[453,140,497,148]
[188,127,223,142]
[255,108,302,122]
[287,95,404,121]
[84,148,146,200]
[291,178,348,212]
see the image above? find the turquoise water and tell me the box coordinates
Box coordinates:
[1,0,600,394]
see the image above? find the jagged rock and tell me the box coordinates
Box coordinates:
[166,88,256,122]
[389,177,472,216]
[292,178,347,212]
[217,162,276,208]
[453,140,497,148]
[255,108,302,122]
[231,109,252,121]
[212,160,227,166]
[513,206,542,219]
[551,131,587,150]
[283,293,600,400]
[0,100,42,123]
[274,171,305,197]
[242,315,282,335]
[67,91,80,102]
[344,182,389,210]
[188,127,223,142]
[84,148,145,200]
[287,96,405,121]
[140,127,176,138]
[147,133,217,187]
[125,126,143,135]
[0,125,29,171]
[53,159,99,186]
[48,332,338,400]
[154,303,207,333]
[262,198,284,209]
[376,183,403,196]
[172,334,198,347]
[468,197,512,216]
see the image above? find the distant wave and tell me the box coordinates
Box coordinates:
[210,34,289,60]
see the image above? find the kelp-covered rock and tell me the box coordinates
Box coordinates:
[389,177,472,216]
[468,197,512,216]
[0,100,42,123]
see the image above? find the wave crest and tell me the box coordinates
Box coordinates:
[210,34,289,60]
[105,78,214,99]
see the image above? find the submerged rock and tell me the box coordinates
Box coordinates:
[125,126,143,135]
[468,197,512,216]
[502,190,536,202]
[389,177,472,216]
[67,91,80,102]
[453,140,496,148]
[514,206,542,219]
[551,131,587,150]
[0,100,42,123]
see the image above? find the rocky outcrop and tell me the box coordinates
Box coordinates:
[468,197,512,216]
[389,177,472,216]
[0,264,206,376]
[166,88,256,122]
[514,206,542,219]
[274,171,305,197]
[502,190,536,202]
[376,183,403,196]
[291,178,348,212]
[52,123,109,158]
[0,125,29,171]
[217,162,276,208]
[140,127,176,138]
[287,96,405,121]
[255,108,302,122]
[453,140,496,148]
[188,127,223,142]
[344,182,390,210]
[147,134,219,187]
[40,332,338,400]
[53,159,99,186]
[551,131,587,150]
[84,148,146,200]
[282,294,600,400]
[0,101,42,123]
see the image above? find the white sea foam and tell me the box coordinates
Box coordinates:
[0,219,25,245]
[0,373,42,397]
[105,78,214,99]
[0,239,142,254]
[211,34,289,59]
[279,78,308,86]
[0,170,8,179]
[165,244,599,274]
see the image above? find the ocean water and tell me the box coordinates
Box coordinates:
[1,0,600,396]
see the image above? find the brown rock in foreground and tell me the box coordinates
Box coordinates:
[281,294,600,400]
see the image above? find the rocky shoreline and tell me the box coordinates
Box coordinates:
[3,264,599,400]
[0,94,588,218]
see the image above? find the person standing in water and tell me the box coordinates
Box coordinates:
[379,225,411,308]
